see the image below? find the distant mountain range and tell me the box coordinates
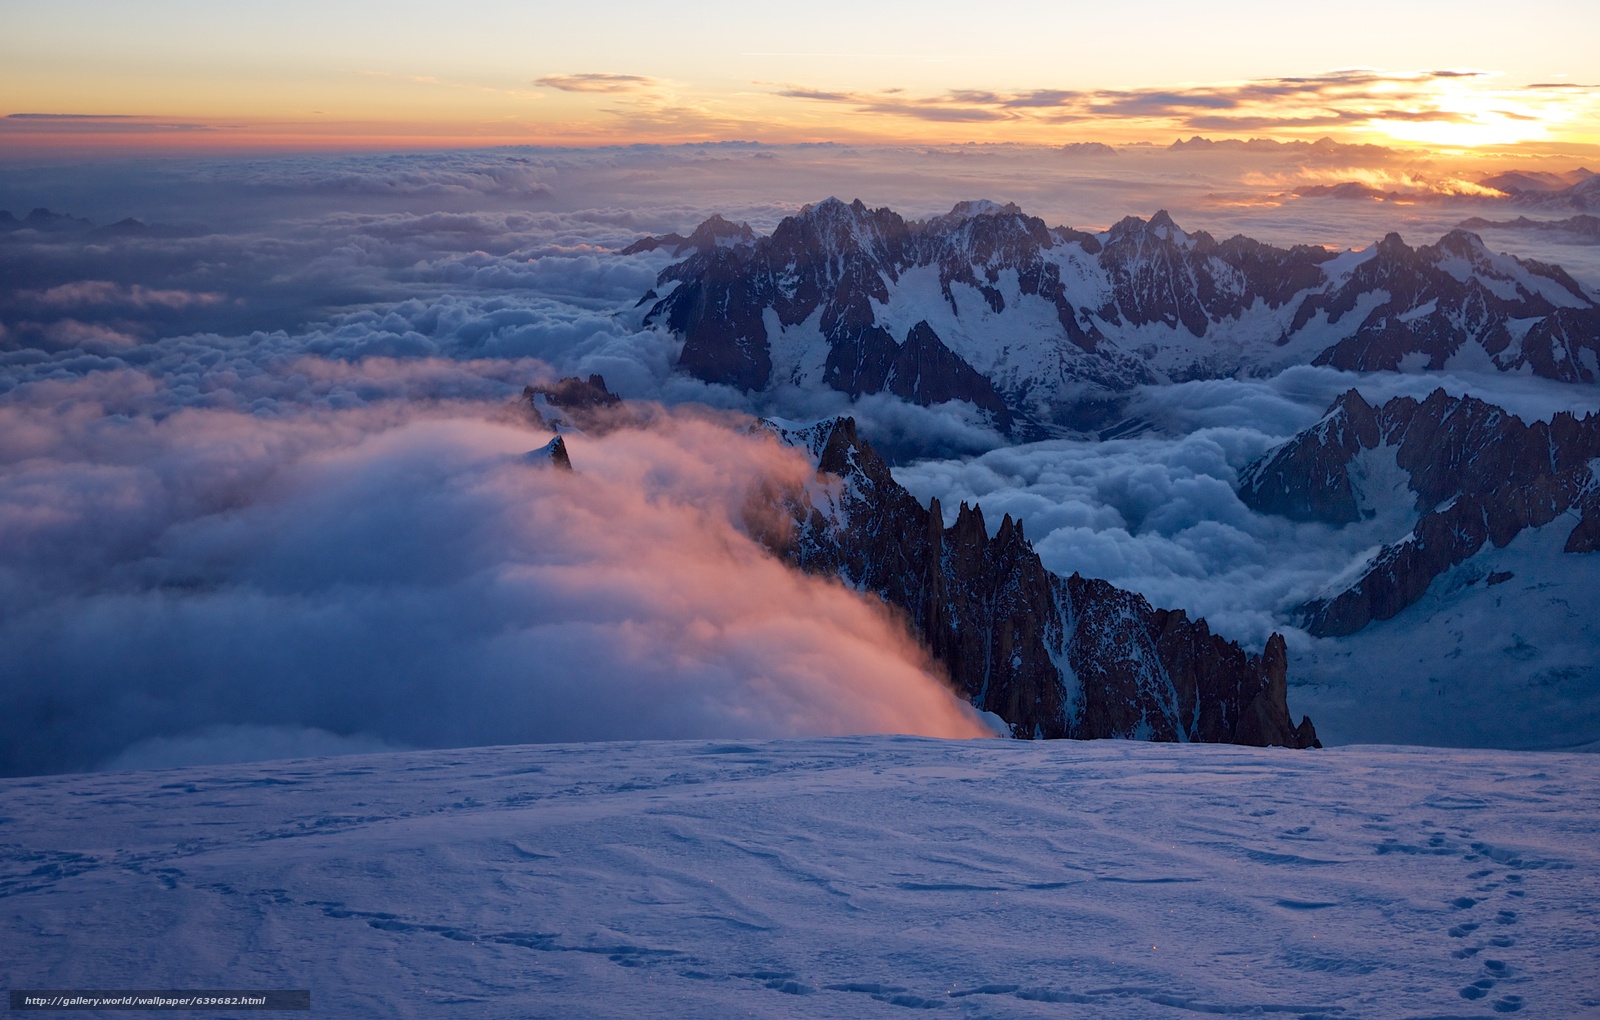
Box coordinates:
[1458,214,1600,246]
[1167,135,1396,161]
[629,199,1599,437]
[0,207,190,238]
[1485,170,1600,214]
[1298,168,1600,212]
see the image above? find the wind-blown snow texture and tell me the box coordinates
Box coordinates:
[4,737,1597,1018]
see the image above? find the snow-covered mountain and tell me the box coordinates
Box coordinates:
[1235,389,1600,749]
[633,199,1600,434]
[753,415,1317,747]
[1239,388,1600,636]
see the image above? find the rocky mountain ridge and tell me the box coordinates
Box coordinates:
[630,199,1599,434]
[1238,388,1600,636]
[520,375,1317,747]
[753,414,1318,747]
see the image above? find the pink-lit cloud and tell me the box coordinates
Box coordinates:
[22,281,225,310]
[0,383,986,775]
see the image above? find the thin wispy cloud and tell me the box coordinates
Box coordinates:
[535,73,662,94]
[1,115,216,134]
[7,113,140,119]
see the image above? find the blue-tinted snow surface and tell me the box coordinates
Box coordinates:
[3,737,1598,1018]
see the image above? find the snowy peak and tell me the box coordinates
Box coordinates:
[924,199,1027,232]
[525,435,573,470]
[1239,387,1385,524]
[1106,210,1191,248]
[947,198,1022,218]
[619,213,757,256]
[1241,389,1600,635]
[785,197,907,266]
[685,213,756,251]
[1488,169,1600,213]
[1096,210,1337,336]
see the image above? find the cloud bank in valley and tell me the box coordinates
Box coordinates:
[5,146,1599,771]
[896,367,1600,650]
[0,384,986,776]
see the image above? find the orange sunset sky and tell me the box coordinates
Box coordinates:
[2,0,1598,154]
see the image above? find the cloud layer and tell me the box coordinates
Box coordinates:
[5,146,1600,772]
[896,366,1600,649]
[0,392,985,776]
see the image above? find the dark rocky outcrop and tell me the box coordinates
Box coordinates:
[1239,388,1600,636]
[755,416,1318,747]
[522,374,632,432]
[827,319,1011,428]
[1237,388,1384,525]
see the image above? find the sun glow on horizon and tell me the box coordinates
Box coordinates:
[2,0,1596,157]
[2,67,1595,159]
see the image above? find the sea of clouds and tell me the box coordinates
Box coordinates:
[3,144,1597,773]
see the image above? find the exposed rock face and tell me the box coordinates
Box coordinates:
[620,213,756,256]
[629,200,1600,430]
[755,416,1318,747]
[523,374,630,432]
[1239,388,1600,636]
[852,320,1011,427]
[1095,210,1334,337]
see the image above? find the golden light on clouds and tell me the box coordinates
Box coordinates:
[1,0,1594,154]
[758,69,1600,150]
[4,65,1593,156]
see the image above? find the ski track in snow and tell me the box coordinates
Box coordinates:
[4,738,1598,1018]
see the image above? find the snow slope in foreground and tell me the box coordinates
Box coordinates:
[3,738,1597,1018]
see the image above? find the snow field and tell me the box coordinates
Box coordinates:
[4,737,1598,1018]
